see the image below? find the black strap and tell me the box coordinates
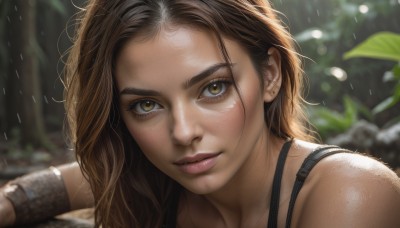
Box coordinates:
[284,146,351,228]
[267,139,293,228]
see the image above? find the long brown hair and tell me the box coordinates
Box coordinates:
[64,0,314,227]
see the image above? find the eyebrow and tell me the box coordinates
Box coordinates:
[119,62,233,96]
[184,62,233,89]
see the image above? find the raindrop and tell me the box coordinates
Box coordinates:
[19,16,22,21]
[7,41,10,47]
[17,113,21,124]
[14,5,18,12]
[44,95,49,104]
[350,83,354,90]
[19,90,22,95]
[32,95,36,103]
[4,132,7,141]
[3,88,5,95]
[15,70,20,79]
[354,17,358,23]
[307,17,311,23]
[369,89,372,95]
[7,16,10,23]
[20,54,23,61]
[316,10,320,17]
[353,33,357,40]
[322,100,326,106]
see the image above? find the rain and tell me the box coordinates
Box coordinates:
[0,0,400,225]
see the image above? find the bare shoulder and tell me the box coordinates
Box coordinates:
[292,150,400,228]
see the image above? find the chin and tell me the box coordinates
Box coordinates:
[179,176,226,195]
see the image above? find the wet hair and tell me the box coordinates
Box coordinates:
[65,0,314,227]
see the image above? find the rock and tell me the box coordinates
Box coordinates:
[326,120,400,169]
[326,120,379,152]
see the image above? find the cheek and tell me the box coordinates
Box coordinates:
[123,116,170,160]
[205,99,245,139]
[129,125,174,171]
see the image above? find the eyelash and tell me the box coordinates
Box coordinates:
[199,78,233,101]
[126,77,233,117]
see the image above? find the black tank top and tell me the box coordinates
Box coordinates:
[163,140,350,228]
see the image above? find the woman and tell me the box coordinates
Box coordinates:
[1,0,400,227]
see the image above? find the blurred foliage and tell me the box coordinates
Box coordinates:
[344,32,400,116]
[272,0,400,139]
[308,95,372,140]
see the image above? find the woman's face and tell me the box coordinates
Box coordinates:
[115,25,269,194]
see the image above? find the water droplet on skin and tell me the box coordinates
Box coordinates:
[17,113,21,124]
[44,95,48,104]
[350,83,354,90]
[4,132,7,141]
[32,95,36,103]
[15,70,19,79]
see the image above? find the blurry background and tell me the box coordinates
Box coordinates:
[0,0,399,182]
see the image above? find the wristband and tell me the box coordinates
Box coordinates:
[3,166,71,225]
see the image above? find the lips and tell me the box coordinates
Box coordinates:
[175,153,219,165]
[174,152,221,174]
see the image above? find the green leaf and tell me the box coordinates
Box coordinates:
[372,96,397,114]
[392,64,400,78]
[343,32,400,62]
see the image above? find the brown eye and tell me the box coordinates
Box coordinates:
[202,81,228,97]
[129,100,161,114]
[141,101,156,111]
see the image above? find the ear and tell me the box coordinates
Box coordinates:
[263,48,282,102]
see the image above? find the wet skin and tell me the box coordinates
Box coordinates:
[115,24,285,226]
[115,25,278,196]
[115,25,400,228]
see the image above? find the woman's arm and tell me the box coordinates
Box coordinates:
[0,162,94,227]
[293,153,400,228]
[58,162,94,210]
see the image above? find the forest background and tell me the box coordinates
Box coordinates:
[0,0,399,180]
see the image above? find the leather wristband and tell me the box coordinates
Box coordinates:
[3,167,71,225]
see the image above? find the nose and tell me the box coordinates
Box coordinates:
[170,102,202,146]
